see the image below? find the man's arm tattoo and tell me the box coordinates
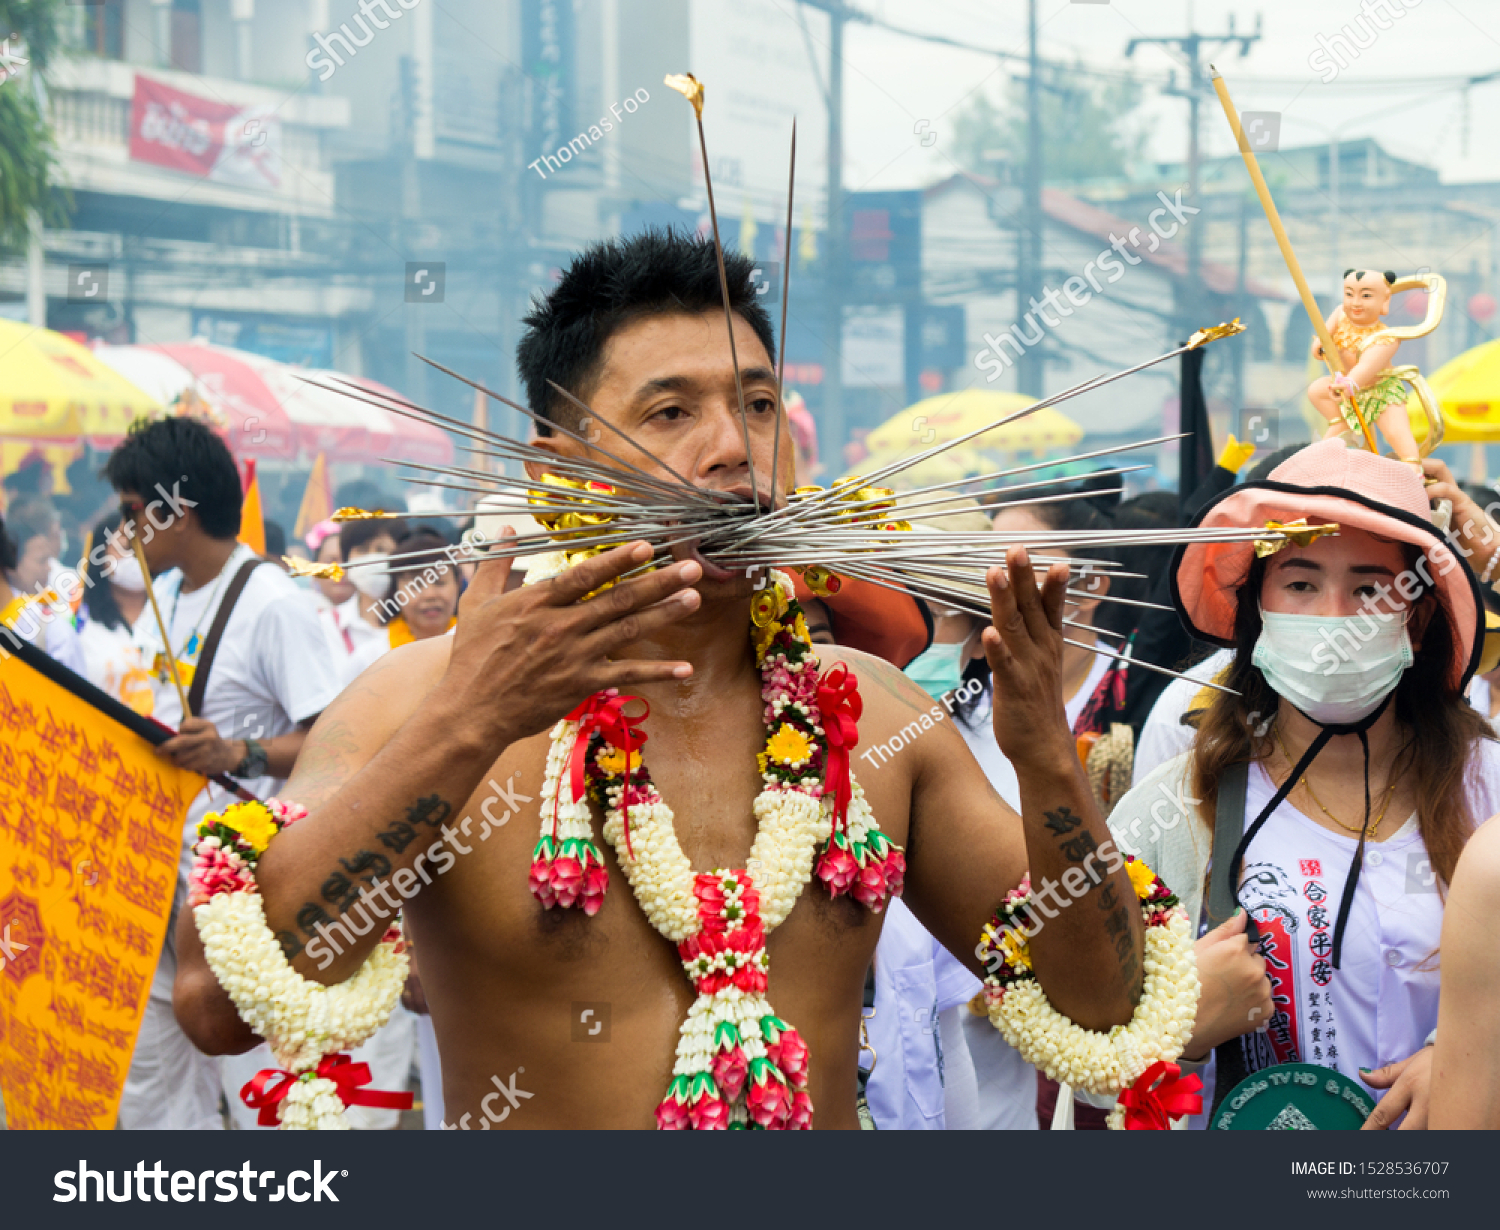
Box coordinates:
[1043,806,1083,836]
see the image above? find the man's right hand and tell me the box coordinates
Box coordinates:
[1182,909,1273,1060]
[443,539,703,745]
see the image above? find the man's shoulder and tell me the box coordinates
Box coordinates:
[823,645,938,717]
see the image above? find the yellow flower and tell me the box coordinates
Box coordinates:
[765,723,813,767]
[597,746,630,776]
[221,801,279,854]
[791,612,811,647]
[1127,858,1157,900]
[997,929,1033,971]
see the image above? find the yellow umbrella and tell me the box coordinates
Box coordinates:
[858,447,973,490]
[0,319,160,445]
[1406,337,1500,445]
[865,389,1083,458]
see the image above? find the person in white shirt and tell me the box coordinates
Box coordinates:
[340,527,460,687]
[0,505,86,675]
[1132,648,1234,784]
[1107,440,1500,1129]
[74,510,157,714]
[103,417,343,1130]
[321,518,404,662]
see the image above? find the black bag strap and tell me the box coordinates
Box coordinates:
[1206,760,1252,1118]
[1205,761,1250,929]
[185,557,262,719]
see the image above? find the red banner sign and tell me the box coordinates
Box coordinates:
[128,75,282,191]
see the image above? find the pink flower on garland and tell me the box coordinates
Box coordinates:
[746,1075,791,1128]
[550,854,584,908]
[767,1028,810,1089]
[527,858,557,909]
[883,847,906,899]
[188,844,252,908]
[816,844,859,896]
[788,1089,814,1130]
[689,1094,729,1130]
[580,862,609,916]
[713,1047,749,1103]
[655,1097,691,1130]
[852,860,889,912]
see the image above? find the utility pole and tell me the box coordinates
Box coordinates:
[1016,0,1043,398]
[1127,15,1260,338]
[797,0,850,475]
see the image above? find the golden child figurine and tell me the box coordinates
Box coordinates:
[1308,269,1420,467]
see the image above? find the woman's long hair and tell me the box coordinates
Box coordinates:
[79,511,129,632]
[1190,546,1492,889]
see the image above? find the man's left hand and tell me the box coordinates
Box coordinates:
[158,717,243,777]
[1360,1047,1433,1129]
[982,546,1072,765]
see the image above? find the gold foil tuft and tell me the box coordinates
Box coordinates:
[664,73,705,116]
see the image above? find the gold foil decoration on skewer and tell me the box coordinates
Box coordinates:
[663,72,705,116]
[284,557,345,580]
[1253,520,1341,559]
[1186,318,1247,350]
[331,506,402,521]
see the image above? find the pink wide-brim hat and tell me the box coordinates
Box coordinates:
[1172,439,1482,692]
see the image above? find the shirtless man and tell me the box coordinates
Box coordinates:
[174,234,1146,1129]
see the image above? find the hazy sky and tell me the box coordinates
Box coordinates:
[817,0,1500,192]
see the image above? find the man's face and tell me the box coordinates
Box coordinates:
[530,309,795,588]
[117,489,177,576]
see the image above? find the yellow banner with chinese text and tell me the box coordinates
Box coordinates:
[0,652,203,1129]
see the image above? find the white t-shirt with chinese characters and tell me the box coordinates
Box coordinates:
[1194,742,1500,1124]
[132,544,343,832]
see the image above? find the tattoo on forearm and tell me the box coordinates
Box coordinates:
[1058,830,1099,863]
[1043,806,1083,836]
[377,794,452,854]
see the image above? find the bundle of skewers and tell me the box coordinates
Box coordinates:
[286,72,1332,695]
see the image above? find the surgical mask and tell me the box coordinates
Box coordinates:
[1252,607,1414,726]
[108,553,146,593]
[905,640,966,702]
[350,555,392,600]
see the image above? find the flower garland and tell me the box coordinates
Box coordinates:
[532,569,904,1128]
[975,856,1201,1130]
[190,798,412,1129]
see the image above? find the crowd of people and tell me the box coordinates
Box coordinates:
[4,230,1500,1131]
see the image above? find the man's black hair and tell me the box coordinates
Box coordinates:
[392,528,454,580]
[103,416,242,539]
[516,229,776,436]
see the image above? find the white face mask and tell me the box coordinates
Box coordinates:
[350,554,392,600]
[107,553,146,593]
[1252,607,1414,726]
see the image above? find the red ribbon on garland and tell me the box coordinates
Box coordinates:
[560,689,650,855]
[240,1053,414,1127]
[1117,1060,1203,1130]
[815,663,862,832]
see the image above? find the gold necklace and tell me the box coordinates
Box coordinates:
[1272,725,1398,837]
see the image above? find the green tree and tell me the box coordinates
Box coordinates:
[950,69,1151,185]
[0,0,67,252]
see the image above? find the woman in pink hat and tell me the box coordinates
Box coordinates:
[1101,439,1500,1129]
